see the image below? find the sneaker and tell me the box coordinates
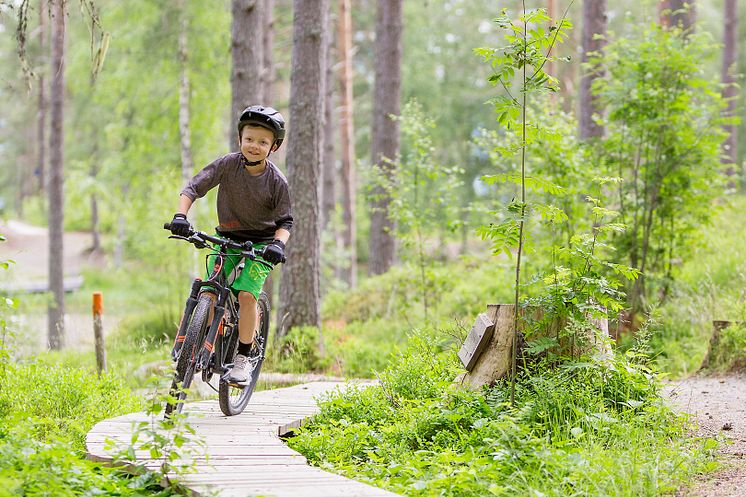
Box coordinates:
[227,354,253,383]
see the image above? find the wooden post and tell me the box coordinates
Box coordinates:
[92,292,106,375]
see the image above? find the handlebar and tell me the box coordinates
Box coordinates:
[163,223,282,266]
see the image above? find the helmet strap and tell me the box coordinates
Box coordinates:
[241,155,264,168]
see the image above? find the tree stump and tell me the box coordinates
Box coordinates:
[457,304,611,389]
[699,320,739,371]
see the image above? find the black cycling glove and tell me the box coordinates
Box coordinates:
[170,213,192,237]
[262,239,286,264]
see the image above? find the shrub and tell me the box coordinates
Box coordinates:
[290,333,717,497]
[0,360,142,451]
[268,326,330,373]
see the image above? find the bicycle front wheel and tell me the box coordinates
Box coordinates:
[165,293,212,417]
[219,291,270,416]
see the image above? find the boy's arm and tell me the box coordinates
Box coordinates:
[178,194,194,216]
[273,228,290,245]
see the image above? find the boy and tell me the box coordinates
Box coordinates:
[169,105,291,383]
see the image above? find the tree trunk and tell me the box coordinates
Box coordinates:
[721,0,738,174]
[368,0,402,275]
[337,0,357,287]
[262,0,275,103]
[114,184,128,269]
[321,23,336,231]
[579,0,606,140]
[48,0,65,350]
[262,0,276,309]
[90,141,101,253]
[277,0,329,335]
[659,0,696,33]
[178,0,195,187]
[37,0,47,195]
[230,0,264,151]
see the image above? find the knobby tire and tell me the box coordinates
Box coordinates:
[165,294,212,417]
[218,292,270,416]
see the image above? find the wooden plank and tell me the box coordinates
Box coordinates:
[86,381,400,497]
[458,312,495,371]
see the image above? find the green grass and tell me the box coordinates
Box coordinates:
[289,329,719,497]
[0,347,180,496]
[651,197,746,376]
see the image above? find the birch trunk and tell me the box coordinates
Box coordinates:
[178,0,194,186]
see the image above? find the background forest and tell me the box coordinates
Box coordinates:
[0,0,745,496]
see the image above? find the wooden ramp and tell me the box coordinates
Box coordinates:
[87,382,399,497]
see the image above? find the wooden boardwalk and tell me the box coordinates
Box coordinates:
[87,382,400,497]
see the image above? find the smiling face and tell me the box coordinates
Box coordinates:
[238,125,277,166]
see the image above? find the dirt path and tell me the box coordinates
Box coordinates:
[665,375,746,496]
[0,219,110,351]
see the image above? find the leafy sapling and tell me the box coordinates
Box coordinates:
[475,4,572,404]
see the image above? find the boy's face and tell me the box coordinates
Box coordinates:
[239,125,277,163]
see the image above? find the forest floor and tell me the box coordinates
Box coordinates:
[666,375,746,497]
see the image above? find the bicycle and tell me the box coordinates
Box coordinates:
[163,223,278,417]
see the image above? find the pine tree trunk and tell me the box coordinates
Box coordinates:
[262,0,275,103]
[277,0,329,335]
[37,0,47,195]
[261,0,276,308]
[178,0,194,186]
[321,25,336,231]
[368,0,402,276]
[659,0,696,33]
[48,0,65,350]
[579,0,606,140]
[721,0,738,173]
[337,0,357,287]
[230,0,264,151]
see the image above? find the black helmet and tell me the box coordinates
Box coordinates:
[237,105,286,150]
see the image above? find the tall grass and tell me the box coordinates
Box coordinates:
[652,197,746,376]
[290,329,718,497]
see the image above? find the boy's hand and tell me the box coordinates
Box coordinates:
[170,213,192,237]
[262,240,286,264]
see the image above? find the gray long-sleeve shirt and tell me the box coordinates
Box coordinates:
[181,152,293,243]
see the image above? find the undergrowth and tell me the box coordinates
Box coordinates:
[0,354,179,495]
[290,329,718,497]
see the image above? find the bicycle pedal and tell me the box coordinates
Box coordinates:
[220,373,248,388]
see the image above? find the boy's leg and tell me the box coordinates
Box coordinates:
[228,253,270,383]
[237,291,258,345]
[229,291,258,383]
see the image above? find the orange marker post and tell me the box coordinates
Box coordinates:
[93,292,107,375]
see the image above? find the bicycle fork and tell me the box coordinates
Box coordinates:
[196,288,230,372]
[171,279,203,361]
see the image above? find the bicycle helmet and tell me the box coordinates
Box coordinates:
[237,105,286,150]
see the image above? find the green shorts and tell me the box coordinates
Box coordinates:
[205,242,272,300]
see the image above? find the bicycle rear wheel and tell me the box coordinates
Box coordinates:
[218,291,270,416]
[165,294,212,417]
